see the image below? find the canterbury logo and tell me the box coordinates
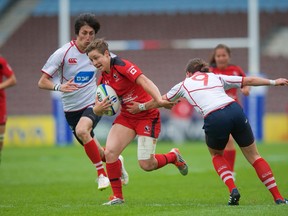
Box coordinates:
[68,58,77,64]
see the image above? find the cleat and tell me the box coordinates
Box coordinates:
[102,196,124,206]
[228,188,240,205]
[275,198,288,204]
[119,155,129,185]
[96,174,110,191]
[170,148,188,176]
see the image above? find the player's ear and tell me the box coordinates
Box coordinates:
[104,50,110,57]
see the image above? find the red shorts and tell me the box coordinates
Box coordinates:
[114,113,161,138]
[0,103,7,125]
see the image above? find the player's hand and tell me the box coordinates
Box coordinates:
[275,78,288,86]
[157,99,177,109]
[127,101,141,114]
[93,95,113,115]
[241,86,250,96]
[59,78,79,92]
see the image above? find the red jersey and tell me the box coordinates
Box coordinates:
[171,98,194,119]
[99,56,159,119]
[0,56,14,106]
[210,64,246,102]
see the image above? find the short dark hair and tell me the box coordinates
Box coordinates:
[185,58,209,74]
[74,13,100,35]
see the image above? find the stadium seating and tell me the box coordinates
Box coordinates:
[32,0,288,16]
[0,0,10,14]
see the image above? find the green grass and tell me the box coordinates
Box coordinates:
[0,142,288,216]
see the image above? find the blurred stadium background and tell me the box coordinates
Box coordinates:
[1,0,288,146]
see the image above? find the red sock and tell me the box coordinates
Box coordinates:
[212,155,236,193]
[106,160,123,199]
[154,152,176,169]
[84,139,106,176]
[223,149,236,171]
[253,158,283,201]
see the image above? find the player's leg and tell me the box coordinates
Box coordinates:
[0,124,5,163]
[135,116,188,175]
[208,146,239,205]
[240,143,287,204]
[76,115,109,190]
[137,136,188,175]
[65,108,109,190]
[223,135,236,172]
[232,104,287,205]
[103,123,135,205]
[204,105,239,205]
[98,139,129,186]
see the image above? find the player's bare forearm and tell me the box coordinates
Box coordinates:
[136,75,162,104]
[243,77,288,86]
[127,96,175,114]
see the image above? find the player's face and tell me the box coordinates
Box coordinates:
[76,25,96,51]
[88,49,111,72]
[214,48,230,69]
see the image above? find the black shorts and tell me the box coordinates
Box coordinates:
[65,107,102,145]
[203,102,254,150]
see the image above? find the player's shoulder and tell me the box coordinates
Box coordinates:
[52,41,75,57]
[111,56,126,67]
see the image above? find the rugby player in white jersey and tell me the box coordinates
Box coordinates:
[128,57,288,205]
[38,13,128,191]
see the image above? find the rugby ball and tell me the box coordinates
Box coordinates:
[96,84,120,116]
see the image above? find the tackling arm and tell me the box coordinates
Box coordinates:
[243,77,288,86]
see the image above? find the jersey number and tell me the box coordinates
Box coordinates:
[191,73,208,86]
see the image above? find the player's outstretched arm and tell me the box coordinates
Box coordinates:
[243,77,288,87]
[127,95,175,114]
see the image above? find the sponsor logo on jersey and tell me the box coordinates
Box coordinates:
[68,58,77,64]
[74,71,94,84]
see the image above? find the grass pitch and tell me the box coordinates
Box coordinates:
[0,141,287,216]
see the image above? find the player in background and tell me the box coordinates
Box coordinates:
[209,44,250,176]
[128,58,288,205]
[38,13,128,191]
[0,54,17,163]
[85,38,188,205]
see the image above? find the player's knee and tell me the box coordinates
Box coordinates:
[138,159,155,171]
[75,127,88,141]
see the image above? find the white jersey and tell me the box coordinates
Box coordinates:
[166,72,243,117]
[41,40,97,111]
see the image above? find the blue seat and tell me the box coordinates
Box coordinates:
[32,0,288,16]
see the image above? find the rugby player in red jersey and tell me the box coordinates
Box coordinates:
[0,54,17,163]
[86,38,188,205]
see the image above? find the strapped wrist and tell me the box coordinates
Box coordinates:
[269,80,276,86]
[138,103,146,111]
[53,84,61,91]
